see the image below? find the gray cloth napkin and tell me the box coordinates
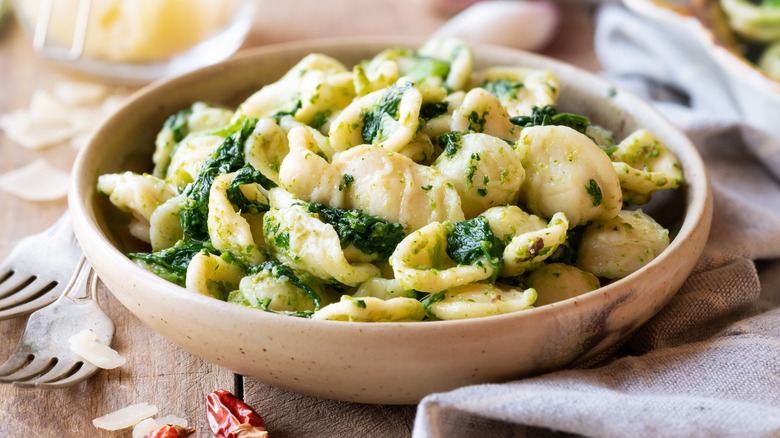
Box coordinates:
[413,4,780,437]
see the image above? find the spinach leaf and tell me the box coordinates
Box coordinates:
[446,216,503,282]
[310,110,331,130]
[181,118,258,241]
[585,178,603,207]
[547,226,584,266]
[226,163,278,215]
[164,107,193,143]
[404,55,450,83]
[339,173,354,191]
[305,203,405,259]
[419,101,449,121]
[510,105,590,135]
[362,81,413,144]
[467,111,487,132]
[421,291,446,320]
[270,99,302,123]
[128,239,218,287]
[436,131,463,157]
[154,106,195,177]
[481,79,524,99]
[206,115,248,138]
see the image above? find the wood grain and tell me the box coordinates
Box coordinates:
[0,1,599,436]
[243,381,417,438]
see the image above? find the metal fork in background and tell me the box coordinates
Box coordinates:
[0,213,84,320]
[0,258,115,388]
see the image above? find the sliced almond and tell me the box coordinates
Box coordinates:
[131,418,158,438]
[0,110,75,150]
[68,328,126,369]
[54,81,109,107]
[0,159,70,201]
[155,415,189,427]
[29,89,72,125]
[93,403,159,431]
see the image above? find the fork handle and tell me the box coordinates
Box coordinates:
[61,256,98,304]
[46,212,75,239]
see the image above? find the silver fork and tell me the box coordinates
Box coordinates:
[0,257,115,388]
[0,213,85,320]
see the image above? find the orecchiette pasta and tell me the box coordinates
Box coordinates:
[97,172,176,239]
[420,91,464,140]
[312,295,426,322]
[576,209,670,279]
[229,268,318,312]
[332,144,465,232]
[469,66,560,117]
[243,118,289,187]
[185,252,244,300]
[207,173,266,265]
[502,212,569,277]
[149,194,185,251]
[426,283,537,320]
[284,53,350,79]
[102,38,685,323]
[165,134,224,189]
[152,102,234,178]
[609,129,684,206]
[263,203,380,286]
[417,37,473,91]
[525,263,600,307]
[389,222,496,293]
[279,127,346,207]
[451,88,519,142]
[432,132,525,218]
[519,125,623,227]
[278,116,335,160]
[328,78,422,154]
[397,132,435,163]
[479,205,547,243]
[239,54,351,122]
[353,60,400,97]
[353,278,416,300]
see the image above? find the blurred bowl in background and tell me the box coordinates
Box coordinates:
[624,0,780,139]
[432,0,560,52]
[12,0,255,83]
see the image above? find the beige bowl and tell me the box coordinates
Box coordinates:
[70,38,712,404]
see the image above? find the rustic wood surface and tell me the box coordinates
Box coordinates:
[0,1,599,436]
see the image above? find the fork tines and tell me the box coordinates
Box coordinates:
[0,213,84,321]
[0,271,61,311]
[0,352,98,388]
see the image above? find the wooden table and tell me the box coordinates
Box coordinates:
[0,1,599,436]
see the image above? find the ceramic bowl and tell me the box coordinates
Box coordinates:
[70,38,712,404]
[624,0,780,139]
[13,0,254,83]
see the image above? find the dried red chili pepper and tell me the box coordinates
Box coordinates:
[144,424,195,438]
[206,389,268,438]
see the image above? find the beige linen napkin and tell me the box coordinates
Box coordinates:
[413,4,780,437]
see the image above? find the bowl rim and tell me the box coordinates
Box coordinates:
[69,36,713,333]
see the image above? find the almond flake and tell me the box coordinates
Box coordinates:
[54,81,109,107]
[0,159,70,201]
[93,403,159,431]
[68,328,126,369]
[131,418,158,438]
